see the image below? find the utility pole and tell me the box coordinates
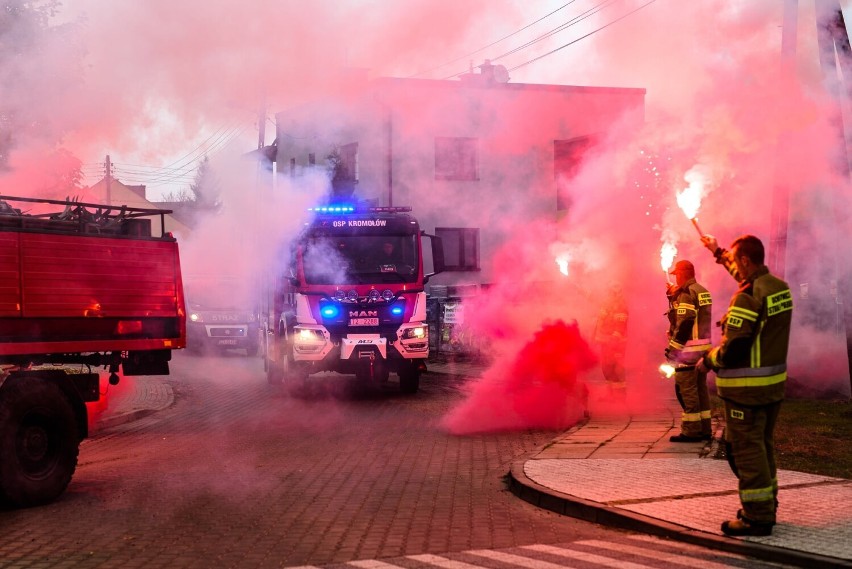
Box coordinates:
[105,155,112,205]
[769,0,797,279]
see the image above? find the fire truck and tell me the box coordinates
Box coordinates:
[262,205,443,393]
[0,195,186,507]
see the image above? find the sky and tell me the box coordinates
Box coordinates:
[7,0,833,200]
[3,0,852,428]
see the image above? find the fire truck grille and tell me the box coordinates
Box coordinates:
[209,327,246,337]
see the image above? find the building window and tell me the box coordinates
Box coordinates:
[554,136,596,211]
[436,227,479,271]
[435,137,478,181]
[308,153,316,165]
[290,158,296,177]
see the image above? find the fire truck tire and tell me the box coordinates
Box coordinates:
[267,362,284,385]
[0,379,79,508]
[399,367,420,394]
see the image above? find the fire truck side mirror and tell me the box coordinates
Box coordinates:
[422,232,445,279]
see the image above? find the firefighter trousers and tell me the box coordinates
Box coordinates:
[723,399,782,525]
[673,367,712,437]
[600,341,626,398]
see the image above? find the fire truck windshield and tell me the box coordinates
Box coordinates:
[302,234,419,285]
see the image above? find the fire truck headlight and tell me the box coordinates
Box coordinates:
[296,328,325,343]
[189,313,202,322]
[402,326,427,340]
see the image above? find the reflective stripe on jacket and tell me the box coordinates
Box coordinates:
[706,266,792,405]
[667,279,712,366]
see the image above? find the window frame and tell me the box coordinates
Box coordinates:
[435,227,480,271]
[434,137,479,181]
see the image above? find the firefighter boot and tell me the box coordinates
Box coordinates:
[721,518,773,537]
[669,433,704,443]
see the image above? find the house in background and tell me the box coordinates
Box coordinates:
[273,62,646,298]
[85,177,192,240]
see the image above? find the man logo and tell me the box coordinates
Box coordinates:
[349,310,378,318]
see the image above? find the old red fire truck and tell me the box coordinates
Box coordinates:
[0,195,186,507]
[262,205,443,393]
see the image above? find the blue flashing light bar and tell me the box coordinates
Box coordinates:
[308,205,412,214]
[309,206,356,213]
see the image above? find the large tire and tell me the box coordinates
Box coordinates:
[399,366,420,394]
[0,379,80,508]
[267,326,295,386]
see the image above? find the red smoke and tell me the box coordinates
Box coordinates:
[85,372,133,433]
[442,320,596,435]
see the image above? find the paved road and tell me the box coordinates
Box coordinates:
[0,353,795,568]
[0,353,608,567]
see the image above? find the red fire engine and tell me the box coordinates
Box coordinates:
[262,205,443,393]
[0,195,186,507]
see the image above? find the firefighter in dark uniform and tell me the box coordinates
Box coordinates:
[665,260,713,442]
[594,284,629,398]
[698,234,793,536]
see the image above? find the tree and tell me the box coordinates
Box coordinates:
[161,156,222,219]
[188,155,222,211]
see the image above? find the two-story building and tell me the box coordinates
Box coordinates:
[273,62,645,302]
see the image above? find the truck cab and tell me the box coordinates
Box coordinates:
[263,205,443,393]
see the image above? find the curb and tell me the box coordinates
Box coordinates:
[94,382,175,431]
[507,459,852,569]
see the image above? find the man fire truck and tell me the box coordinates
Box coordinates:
[263,205,443,394]
[0,195,186,507]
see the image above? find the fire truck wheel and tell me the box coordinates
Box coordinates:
[0,379,79,508]
[267,362,284,385]
[399,367,420,394]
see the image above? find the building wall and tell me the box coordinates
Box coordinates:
[274,75,645,293]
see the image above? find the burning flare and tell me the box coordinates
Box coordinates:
[660,241,677,275]
[659,363,675,378]
[555,252,571,276]
[676,167,708,237]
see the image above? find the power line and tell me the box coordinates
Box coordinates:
[507,0,657,73]
[408,1,579,78]
[98,122,250,189]
[484,0,621,67]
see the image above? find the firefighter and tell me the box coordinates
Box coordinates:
[665,260,713,442]
[594,284,629,399]
[697,234,793,537]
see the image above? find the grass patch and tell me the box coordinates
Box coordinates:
[775,398,852,479]
[711,395,852,479]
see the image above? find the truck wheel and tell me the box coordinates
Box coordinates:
[399,367,420,394]
[267,330,294,386]
[0,379,80,508]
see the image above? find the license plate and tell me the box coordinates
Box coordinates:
[217,339,238,345]
[350,317,379,326]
